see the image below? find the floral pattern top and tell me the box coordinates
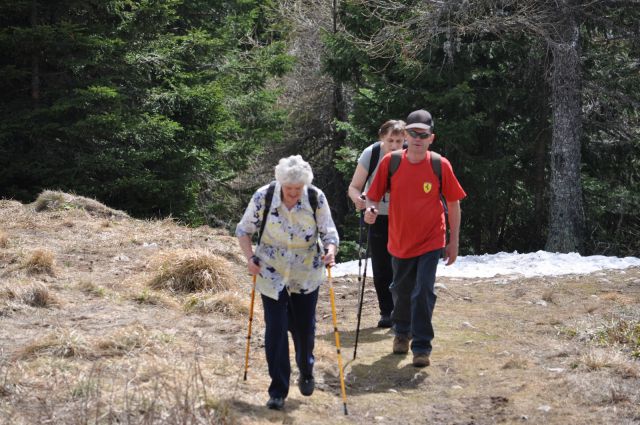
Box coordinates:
[235,182,340,300]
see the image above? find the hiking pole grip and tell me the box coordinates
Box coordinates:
[327,265,349,415]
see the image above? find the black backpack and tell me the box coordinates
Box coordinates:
[256,181,319,247]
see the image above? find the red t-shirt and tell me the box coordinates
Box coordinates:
[367,150,466,259]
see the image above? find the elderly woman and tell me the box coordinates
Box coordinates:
[236,155,339,411]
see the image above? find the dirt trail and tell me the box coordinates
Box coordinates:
[1,199,639,424]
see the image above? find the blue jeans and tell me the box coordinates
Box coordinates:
[261,288,318,399]
[390,249,440,354]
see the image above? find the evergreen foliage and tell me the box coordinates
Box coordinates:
[325,0,640,256]
[0,0,291,223]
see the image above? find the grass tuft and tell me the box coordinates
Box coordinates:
[23,248,56,275]
[183,291,249,316]
[16,329,89,359]
[22,282,59,307]
[33,190,128,218]
[96,325,154,356]
[148,250,235,293]
[77,280,106,297]
[595,318,640,358]
[130,288,179,309]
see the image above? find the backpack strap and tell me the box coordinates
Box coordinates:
[257,181,276,246]
[387,149,403,190]
[307,185,321,253]
[363,142,381,190]
[307,185,318,222]
[430,152,443,197]
[431,151,448,216]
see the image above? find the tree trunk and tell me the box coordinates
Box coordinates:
[545,7,585,253]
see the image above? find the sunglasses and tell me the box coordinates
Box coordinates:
[406,129,433,139]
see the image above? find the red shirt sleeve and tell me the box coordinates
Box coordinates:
[440,156,467,202]
[365,153,391,202]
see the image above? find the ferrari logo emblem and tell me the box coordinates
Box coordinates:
[423,182,432,193]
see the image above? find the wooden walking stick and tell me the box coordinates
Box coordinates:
[327,265,349,415]
[243,273,257,381]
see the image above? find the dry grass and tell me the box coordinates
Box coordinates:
[33,190,128,219]
[183,291,249,317]
[2,195,640,424]
[501,356,529,370]
[148,249,236,293]
[95,325,157,357]
[0,229,8,248]
[541,289,555,304]
[64,358,237,424]
[21,282,59,307]
[23,248,56,276]
[77,280,106,297]
[15,329,90,359]
[129,288,180,309]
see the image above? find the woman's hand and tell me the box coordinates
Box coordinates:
[247,255,261,276]
[323,244,337,267]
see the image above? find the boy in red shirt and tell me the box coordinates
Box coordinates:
[365,109,466,367]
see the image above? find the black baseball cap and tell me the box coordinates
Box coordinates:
[405,109,434,131]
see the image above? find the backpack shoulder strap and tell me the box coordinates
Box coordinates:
[257,181,276,246]
[387,149,403,190]
[307,185,318,222]
[430,151,442,195]
[307,185,321,253]
[363,142,381,190]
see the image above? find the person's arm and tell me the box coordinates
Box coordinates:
[444,200,461,266]
[237,234,261,275]
[316,190,340,266]
[235,190,264,276]
[363,155,389,224]
[348,164,369,210]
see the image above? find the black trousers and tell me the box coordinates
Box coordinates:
[261,288,318,399]
[369,215,394,316]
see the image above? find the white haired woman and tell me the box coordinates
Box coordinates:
[236,155,339,411]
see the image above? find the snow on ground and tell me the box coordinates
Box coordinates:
[332,250,640,279]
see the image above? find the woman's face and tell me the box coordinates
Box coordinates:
[381,131,404,153]
[282,183,305,205]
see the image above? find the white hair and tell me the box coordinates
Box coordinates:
[275,155,313,186]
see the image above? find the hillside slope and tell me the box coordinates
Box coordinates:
[1,195,639,424]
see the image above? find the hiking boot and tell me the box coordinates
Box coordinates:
[377,314,392,328]
[392,335,410,354]
[266,396,285,410]
[412,353,430,368]
[298,375,315,396]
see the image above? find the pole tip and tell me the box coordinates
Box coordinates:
[343,404,349,415]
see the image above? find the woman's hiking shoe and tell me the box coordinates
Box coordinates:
[298,375,315,396]
[377,314,392,328]
[392,335,410,354]
[266,396,285,410]
[412,353,430,368]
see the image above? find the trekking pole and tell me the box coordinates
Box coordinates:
[243,273,257,381]
[353,207,372,360]
[327,265,349,415]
